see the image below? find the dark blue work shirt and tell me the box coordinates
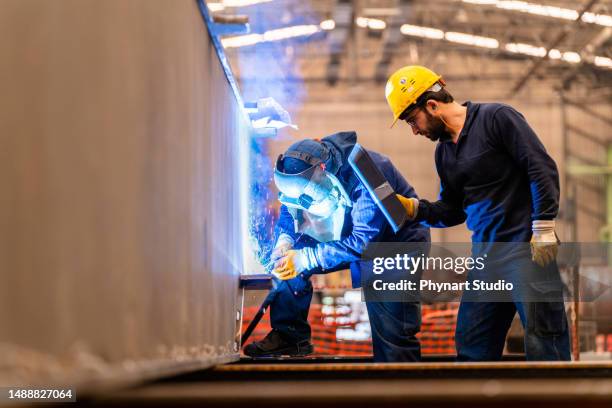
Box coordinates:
[274,131,430,287]
[417,102,560,244]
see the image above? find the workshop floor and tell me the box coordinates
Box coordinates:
[75,359,612,408]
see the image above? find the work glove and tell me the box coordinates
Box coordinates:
[396,194,419,220]
[530,220,560,267]
[272,247,319,280]
[270,234,294,263]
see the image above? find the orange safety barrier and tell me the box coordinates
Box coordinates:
[241,291,459,356]
[419,305,458,355]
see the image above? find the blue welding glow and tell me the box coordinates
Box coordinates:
[246,138,276,268]
[239,118,253,275]
[232,2,323,273]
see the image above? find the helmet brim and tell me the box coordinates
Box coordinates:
[390,116,400,129]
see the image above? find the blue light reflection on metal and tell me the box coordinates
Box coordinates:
[245,138,276,272]
[210,22,250,36]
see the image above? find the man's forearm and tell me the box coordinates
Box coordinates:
[416,199,466,228]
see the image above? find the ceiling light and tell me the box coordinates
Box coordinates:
[400,24,444,39]
[221,24,320,48]
[594,56,612,68]
[222,0,274,7]
[497,1,578,20]
[355,17,386,30]
[462,0,497,4]
[464,0,577,20]
[548,49,562,59]
[462,0,612,27]
[562,51,581,64]
[320,19,336,30]
[207,3,225,12]
[263,25,319,41]
[367,19,387,30]
[505,43,547,57]
[582,12,612,27]
[396,23,609,70]
[355,17,369,28]
[445,32,499,48]
[222,33,262,48]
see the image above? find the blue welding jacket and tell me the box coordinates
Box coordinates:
[416,102,560,250]
[273,131,431,288]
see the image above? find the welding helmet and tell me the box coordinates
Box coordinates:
[274,140,351,218]
[385,65,443,128]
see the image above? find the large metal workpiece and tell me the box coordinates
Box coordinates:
[82,359,612,407]
[0,0,248,388]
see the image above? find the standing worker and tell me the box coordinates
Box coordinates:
[385,65,570,361]
[244,131,430,362]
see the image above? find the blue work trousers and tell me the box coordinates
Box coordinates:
[455,256,571,361]
[269,274,421,362]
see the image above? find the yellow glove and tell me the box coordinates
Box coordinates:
[530,220,559,267]
[396,194,419,220]
[272,248,319,280]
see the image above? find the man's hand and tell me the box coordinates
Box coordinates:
[272,248,319,280]
[270,234,294,263]
[396,194,419,220]
[530,220,559,267]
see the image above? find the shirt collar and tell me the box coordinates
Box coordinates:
[439,101,478,145]
[460,101,479,137]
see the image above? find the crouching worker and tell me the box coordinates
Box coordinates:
[243,131,430,362]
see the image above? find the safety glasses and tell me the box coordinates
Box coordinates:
[400,106,422,127]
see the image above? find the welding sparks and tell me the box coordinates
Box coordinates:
[224,11,319,273]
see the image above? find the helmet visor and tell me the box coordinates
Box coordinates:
[274,155,336,212]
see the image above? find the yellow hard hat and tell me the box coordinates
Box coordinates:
[385,65,442,128]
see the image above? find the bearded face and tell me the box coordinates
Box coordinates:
[422,109,453,142]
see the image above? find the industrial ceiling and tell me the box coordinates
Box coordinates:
[212,0,612,100]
